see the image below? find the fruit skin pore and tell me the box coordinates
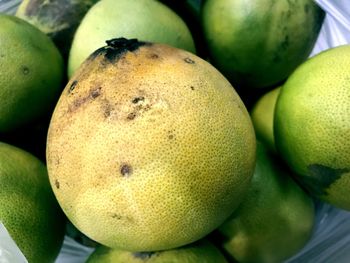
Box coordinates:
[201,0,325,89]
[47,38,256,252]
[274,44,350,210]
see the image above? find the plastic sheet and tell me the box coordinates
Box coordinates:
[1,0,350,262]
[0,223,28,263]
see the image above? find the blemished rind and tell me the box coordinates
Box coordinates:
[47,39,256,251]
[0,142,66,263]
[15,0,99,60]
[274,44,350,210]
[86,239,228,262]
[201,0,325,89]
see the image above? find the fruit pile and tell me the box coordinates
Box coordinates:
[0,0,349,262]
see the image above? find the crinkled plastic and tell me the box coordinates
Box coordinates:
[0,0,350,262]
[0,223,28,263]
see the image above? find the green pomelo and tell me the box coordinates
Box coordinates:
[215,142,315,263]
[68,0,196,77]
[0,142,66,262]
[0,14,64,132]
[274,44,350,210]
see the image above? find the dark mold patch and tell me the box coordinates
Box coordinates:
[184,57,195,64]
[133,252,156,260]
[300,164,350,196]
[68,87,102,112]
[89,38,147,63]
[132,96,145,104]
[69,80,78,93]
[55,179,60,189]
[120,164,132,177]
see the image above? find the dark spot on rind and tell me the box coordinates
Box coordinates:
[300,164,350,196]
[190,86,195,90]
[304,4,310,13]
[120,164,132,177]
[149,53,159,59]
[69,80,78,93]
[168,134,174,139]
[90,87,101,98]
[55,180,60,189]
[127,112,136,120]
[184,57,195,64]
[89,38,148,63]
[132,96,145,104]
[21,66,29,75]
[111,214,122,219]
[133,252,156,260]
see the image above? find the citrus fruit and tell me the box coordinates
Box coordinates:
[201,0,324,89]
[0,142,65,262]
[274,44,350,210]
[68,0,196,77]
[215,142,315,263]
[86,239,228,263]
[0,14,64,132]
[251,87,280,152]
[46,38,256,251]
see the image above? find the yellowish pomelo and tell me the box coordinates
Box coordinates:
[274,44,350,210]
[250,87,280,152]
[47,38,256,252]
[0,142,66,262]
[68,0,196,77]
[0,14,64,132]
[86,239,228,263]
[215,142,315,263]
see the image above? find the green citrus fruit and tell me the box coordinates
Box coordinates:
[201,0,324,89]
[274,44,350,210]
[251,87,280,152]
[68,0,196,77]
[215,142,315,263]
[0,142,66,262]
[47,39,256,252]
[86,239,228,263]
[0,14,64,132]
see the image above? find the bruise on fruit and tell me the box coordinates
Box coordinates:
[55,179,60,189]
[132,252,156,260]
[68,80,78,93]
[126,96,152,121]
[120,164,132,177]
[101,99,114,118]
[21,65,30,75]
[68,87,102,112]
[184,57,195,64]
[300,164,350,196]
[88,38,147,63]
[127,112,136,120]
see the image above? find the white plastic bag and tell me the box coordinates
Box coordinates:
[0,223,28,263]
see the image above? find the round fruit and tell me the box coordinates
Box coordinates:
[47,38,256,252]
[251,87,280,152]
[201,0,325,89]
[16,0,99,60]
[215,142,315,263]
[68,0,196,77]
[0,142,65,262]
[0,14,64,132]
[86,239,228,263]
[274,44,350,210]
